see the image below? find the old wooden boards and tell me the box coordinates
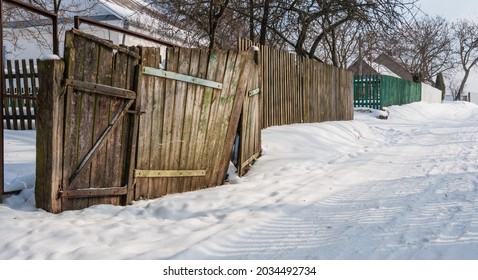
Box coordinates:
[238,38,354,129]
[35,30,261,212]
[57,30,139,212]
[238,60,262,177]
[134,47,256,199]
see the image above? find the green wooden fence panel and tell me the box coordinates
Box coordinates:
[380,75,421,108]
[353,74,421,110]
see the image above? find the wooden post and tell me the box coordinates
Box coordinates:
[35,58,64,213]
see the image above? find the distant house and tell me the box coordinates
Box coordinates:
[348,53,413,81]
[3,0,190,60]
[348,58,379,76]
[373,53,413,81]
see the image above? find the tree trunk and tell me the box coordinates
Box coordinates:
[456,69,470,101]
[259,0,270,45]
[249,0,254,41]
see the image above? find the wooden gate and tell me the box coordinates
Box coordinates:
[35,32,261,213]
[237,60,262,176]
[59,30,140,211]
[133,47,256,199]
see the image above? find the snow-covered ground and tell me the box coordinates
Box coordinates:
[2,101,478,260]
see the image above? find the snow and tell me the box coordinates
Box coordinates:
[38,54,61,60]
[2,101,478,260]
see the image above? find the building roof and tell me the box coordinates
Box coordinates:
[348,58,379,76]
[98,0,190,46]
[373,53,413,81]
[99,0,170,24]
[348,53,413,81]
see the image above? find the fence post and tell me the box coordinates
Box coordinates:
[35,58,64,213]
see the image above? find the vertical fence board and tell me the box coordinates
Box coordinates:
[21,60,33,129]
[136,49,156,199]
[203,50,229,187]
[189,50,220,190]
[163,47,181,194]
[171,48,191,193]
[189,49,209,191]
[179,49,200,193]
[6,61,18,130]
[2,62,10,130]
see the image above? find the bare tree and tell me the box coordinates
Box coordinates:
[150,0,243,49]
[3,0,99,55]
[383,16,455,84]
[152,0,418,58]
[259,0,418,61]
[451,19,478,100]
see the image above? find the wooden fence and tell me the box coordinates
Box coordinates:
[238,39,354,128]
[36,32,357,213]
[354,75,421,109]
[2,59,38,130]
[134,47,256,199]
[36,30,260,213]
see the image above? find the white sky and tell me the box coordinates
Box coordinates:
[417,0,478,93]
[417,0,478,20]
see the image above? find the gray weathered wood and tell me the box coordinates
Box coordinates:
[64,79,136,100]
[35,59,65,213]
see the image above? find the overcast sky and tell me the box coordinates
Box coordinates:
[417,0,478,20]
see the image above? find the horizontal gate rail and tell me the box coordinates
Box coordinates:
[142,66,223,89]
[65,79,137,99]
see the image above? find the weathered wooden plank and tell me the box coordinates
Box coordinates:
[35,59,65,213]
[89,45,114,206]
[163,47,181,195]
[179,48,201,193]
[6,61,18,130]
[263,44,270,128]
[64,79,136,99]
[61,31,78,209]
[189,48,210,191]
[2,62,11,130]
[112,48,139,205]
[209,50,240,185]
[68,34,99,210]
[148,47,165,199]
[29,59,38,105]
[201,50,231,187]
[124,47,141,204]
[21,60,34,129]
[168,48,191,194]
[14,60,26,130]
[217,51,255,183]
[135,48,154,199]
